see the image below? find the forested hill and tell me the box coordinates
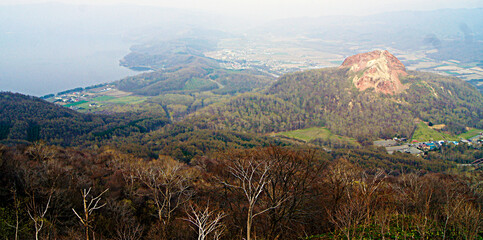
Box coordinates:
[0,92,170,146]
[116,59,272,96]
[0,92,286,161]
[187,66,483,142]
[115,38,274,96]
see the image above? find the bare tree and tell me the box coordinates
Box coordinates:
[106,198,144,240]
[134,157,193,237]
[394,173,435,238]
[114,223,144,240]
[456,201,481,240]
[256,147,324,239]
[25,141,56,162]
[326,160,387,239]
[223,156,285,240]
[5,188,21,240]
[185,203,226,240]
[72,188,109,240]
[27,190,53,240]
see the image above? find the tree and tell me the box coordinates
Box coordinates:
[133,156,194,238]
[185,203,226,240]
[72,188,109,240]
[260,147,324,239]
[27,190,53,240]
[325,159,387,239]
[218,148,292,240]
[225,157,272,240]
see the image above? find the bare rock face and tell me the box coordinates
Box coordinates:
[340,50,408,95]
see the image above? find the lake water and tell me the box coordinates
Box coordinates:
[0,32,138,97]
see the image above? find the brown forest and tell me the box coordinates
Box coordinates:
[0,143,481,239]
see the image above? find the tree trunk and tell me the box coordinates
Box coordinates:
[247,205,253,240]
[86,225,89,240]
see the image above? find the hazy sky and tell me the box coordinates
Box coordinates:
[3,0,483,19]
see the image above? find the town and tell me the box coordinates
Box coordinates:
[375,133,483,156]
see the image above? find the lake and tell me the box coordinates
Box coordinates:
[0,32,138,96]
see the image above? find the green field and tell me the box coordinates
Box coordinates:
[278,127,332,142]
[64,100,88,107]
[151,94,194,106]
[92,95,116,102]
[411,122,454,142]
[411,122,482,142]
[277,127,359,146]
[106,96,147,105]
[457,128,483,139]
[184,78,218,91]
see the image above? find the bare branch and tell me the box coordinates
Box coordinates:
[72,187,109,240]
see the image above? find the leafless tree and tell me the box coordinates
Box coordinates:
[185,203,226,240]
[6,188,21,240]
[261,147,323,239]
[451,199,481,240]
[394,173,436,238]
[25,141,56,162]
[326,160,387,239]
[224,157,285,240]
[27,190,53,240]
[106,198,144,240]
[134,157,193,237]
[72,188,109,240]
[114,223,144,240]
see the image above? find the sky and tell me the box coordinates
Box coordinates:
[2,0,483,19]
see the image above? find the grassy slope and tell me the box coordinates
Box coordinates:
[106,96,147,105]
[64,100,88,107]
[411,122,482,142]
[276,127,359,145]
[457,128,483,139]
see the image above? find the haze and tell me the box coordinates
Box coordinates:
[4,0,483,19]
[0,0,482,96]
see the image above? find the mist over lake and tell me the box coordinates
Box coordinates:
[0,32,137,96]
[0,3,235,96]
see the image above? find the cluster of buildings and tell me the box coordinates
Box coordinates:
[375,133,483,155]
[208,48,329,75]
[52,92,85,104]
[49,86,113,107]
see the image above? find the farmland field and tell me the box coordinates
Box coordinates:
[411,122,482,142]
[64,100,88,107]
[276,127,359,147]
[106,96,147,105]
[91,95,116,102]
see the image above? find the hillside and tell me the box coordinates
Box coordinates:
[187,50,483,142]
[116,38,274,96]
[0,92,285,161]
[0,92,170,145]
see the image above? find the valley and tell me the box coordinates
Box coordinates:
[34,48,483,160]
[206,35,483,89]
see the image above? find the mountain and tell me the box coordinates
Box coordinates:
[340,50,407,95]
[187,50,483,142]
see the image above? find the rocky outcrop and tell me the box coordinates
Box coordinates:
[340,50,408,95]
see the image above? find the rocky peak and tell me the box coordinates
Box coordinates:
[340,50,408,95]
